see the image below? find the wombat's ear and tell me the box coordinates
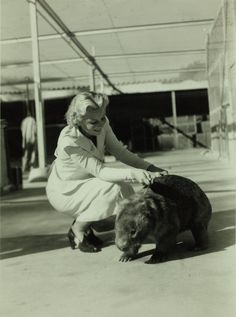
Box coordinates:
[117,198,130,210]
[121,198,130,204]
[116,199,130,219]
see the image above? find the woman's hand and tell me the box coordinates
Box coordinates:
[154,171,168,177]
[147,164,168,176]
[130,169,156,185]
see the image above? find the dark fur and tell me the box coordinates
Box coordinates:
[115,175,212,264]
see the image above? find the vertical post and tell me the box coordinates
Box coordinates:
[171,91,178,149]
[29,0,46,168]
[221,0,230,159]
[0,120,10,190]
[89,66,96,91]
[89,46,96,91]
[25,80,30,115]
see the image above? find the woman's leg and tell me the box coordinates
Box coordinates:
[70,220,103,252]
[47,179,135,251]
[72,220,92,242]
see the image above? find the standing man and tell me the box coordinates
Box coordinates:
[21,112,37,172]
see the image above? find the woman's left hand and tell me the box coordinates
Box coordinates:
[155,170,168,177]
[147,164,168,175]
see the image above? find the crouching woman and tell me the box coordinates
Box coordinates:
[46,91,167,253]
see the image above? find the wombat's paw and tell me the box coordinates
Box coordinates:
[119,253,134,262]
[145,252,167,264]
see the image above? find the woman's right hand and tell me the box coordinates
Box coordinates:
[130,169,156,185]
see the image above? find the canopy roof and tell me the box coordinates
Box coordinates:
[0,0,222,98]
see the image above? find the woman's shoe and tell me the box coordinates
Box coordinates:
[68,227,101,252]
[86,229,104,247]
[78,236,101,253]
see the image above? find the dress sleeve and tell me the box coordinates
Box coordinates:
[63,144,135,183]
[104,119,150,170]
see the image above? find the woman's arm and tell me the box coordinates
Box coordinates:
[105,121,150,169]
[64,145,156,185]
[105,120,168,173]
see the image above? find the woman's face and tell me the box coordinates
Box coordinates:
[79,107,106,136]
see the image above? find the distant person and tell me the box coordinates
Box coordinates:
[46,91,168,253]
[21,113,37,172]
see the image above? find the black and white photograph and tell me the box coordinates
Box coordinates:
[0,1,236,316]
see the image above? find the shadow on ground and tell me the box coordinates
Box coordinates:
[1,187,46,201]
[133,208,235,263]
[1,209,235,262]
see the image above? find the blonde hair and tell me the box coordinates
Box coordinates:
[65,91,109,127]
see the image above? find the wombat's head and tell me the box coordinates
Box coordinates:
[115,191,156,256]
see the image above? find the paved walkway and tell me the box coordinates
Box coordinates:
[1,149,236,317]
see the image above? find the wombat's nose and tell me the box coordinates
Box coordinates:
[116,240,129,252]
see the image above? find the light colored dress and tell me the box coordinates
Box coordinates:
[46,118,150,222]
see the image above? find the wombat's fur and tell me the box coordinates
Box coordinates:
[115,175,212,264]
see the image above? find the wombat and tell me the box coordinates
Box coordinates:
[115,175,212,264]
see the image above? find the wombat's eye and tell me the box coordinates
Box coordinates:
[130,229,136,236]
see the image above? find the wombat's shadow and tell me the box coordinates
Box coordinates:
[94,209,235,262]
[1,210,234,261]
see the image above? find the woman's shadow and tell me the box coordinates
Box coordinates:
[0,216,116,260]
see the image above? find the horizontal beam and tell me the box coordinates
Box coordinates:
[101,68,206,79]
[1,49,206,69]
[0,19,213,45]
[1,67,206,87]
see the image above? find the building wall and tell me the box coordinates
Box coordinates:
[207,0,236,162]
[1,89,210,165]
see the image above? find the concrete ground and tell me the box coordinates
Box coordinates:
[0,149,236,317]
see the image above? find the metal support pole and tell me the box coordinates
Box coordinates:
[171,91,178,149]
[89,66,96,91]
[89,46,96,91]
[25,80,30,115]
[36,0,122,93]
[29,0,46,168]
